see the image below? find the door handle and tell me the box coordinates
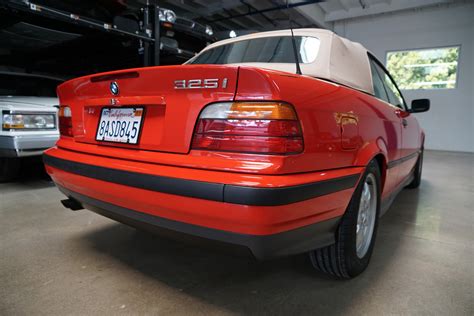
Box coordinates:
[402,118,408,127]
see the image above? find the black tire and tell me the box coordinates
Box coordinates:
[309,160,381,279]
[0,157,21,182]
[406,149,423,189]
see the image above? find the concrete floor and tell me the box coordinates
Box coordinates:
[0,150,473,315]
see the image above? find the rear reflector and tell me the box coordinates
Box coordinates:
[192,102,303,155]
[58,106,73,137]
[194,119,301,137]
[192,135,303,154]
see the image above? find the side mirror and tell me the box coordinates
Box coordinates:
[410,99,430,113]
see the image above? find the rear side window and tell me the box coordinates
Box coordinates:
[377,67,405,109]
[369,58,406,109]
[369,60,389,102]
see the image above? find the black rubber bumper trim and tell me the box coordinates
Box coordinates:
[43,154,360,206]
[57,185,341,260]
[44,153,223,201]
[225,175,359,206]
[387,151,421,169]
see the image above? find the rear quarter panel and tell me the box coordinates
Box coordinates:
[236,67,403,197]
[236,67,353,172]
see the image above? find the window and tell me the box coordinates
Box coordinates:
[386,46,460,90]
[188,36,320,65]
[377,66,406,109]
[369,59,389,102]
[369,57,406,109]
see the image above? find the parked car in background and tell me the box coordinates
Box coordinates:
[44,29,429,278]
[0,72,61,181]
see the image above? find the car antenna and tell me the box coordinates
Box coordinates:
[287,0,302,75]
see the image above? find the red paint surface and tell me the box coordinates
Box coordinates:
[47,64,424,234]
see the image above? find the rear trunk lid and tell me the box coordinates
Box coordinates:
[57,65,238,154]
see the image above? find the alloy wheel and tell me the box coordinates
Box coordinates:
[356,173,377,258]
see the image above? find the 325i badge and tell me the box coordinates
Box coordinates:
[174,78,228,89]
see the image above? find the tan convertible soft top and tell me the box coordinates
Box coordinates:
[194,28,374,94]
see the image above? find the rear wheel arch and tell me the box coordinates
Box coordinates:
[353,141,387,193]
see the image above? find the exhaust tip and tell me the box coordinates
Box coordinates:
[61,198,84,211]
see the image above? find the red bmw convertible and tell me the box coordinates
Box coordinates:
[44,29,429,278]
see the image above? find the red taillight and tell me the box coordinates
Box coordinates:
[192,102,303,155]
[58,106,73,137]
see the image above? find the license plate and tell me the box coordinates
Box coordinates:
[95,107,144,144]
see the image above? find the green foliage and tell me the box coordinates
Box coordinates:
[387,47,459,90]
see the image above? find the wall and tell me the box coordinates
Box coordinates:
[334,2,474,152]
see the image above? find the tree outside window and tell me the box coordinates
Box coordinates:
[386,46,460,90]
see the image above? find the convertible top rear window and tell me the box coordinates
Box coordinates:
[189,36,320,65]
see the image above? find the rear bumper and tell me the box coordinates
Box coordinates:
[44,148,362,259]
[59,185,341,260]
[0,134,58,157]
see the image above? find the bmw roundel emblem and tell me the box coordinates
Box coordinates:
[110,81,119,96]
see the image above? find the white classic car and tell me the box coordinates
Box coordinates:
[0,72,62,181]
